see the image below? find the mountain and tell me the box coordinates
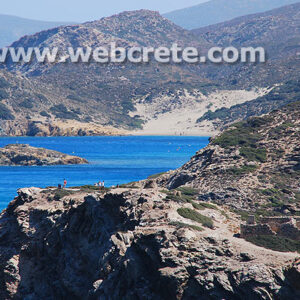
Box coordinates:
[0,14,70,48]
[0,102,300,298]
[163,0,300,29]
[134,3,300,135]
[1,10,213,135]
[1,6,299,136]
[192,2,300,88]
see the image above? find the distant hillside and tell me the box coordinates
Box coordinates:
[193,3,300,88]
[1,6,299,136]
[1,10,211,135]
[164,0,300,29]
[0,14,70,48]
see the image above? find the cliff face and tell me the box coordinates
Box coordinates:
[0,186,299,299]
[0,144,88,165]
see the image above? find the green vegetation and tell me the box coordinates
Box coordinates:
[53,189,73,200]
[193,202,217,210]
[0,103,14,120]
[0,77,9,89]
[177,208,214,229]
[169,221,203,231]
[197,81,300,129]
[127,116,144,129]
[40,111,51,118]
[240,147,267,162]
[118,182,139,189]
[50,104,80,120]
[70,185,110,192]
[0,89,9,100]
[176,186,199,196]
[147,172,166,179]
[245,235,300,253]
[269,122,294,138]
[212,119,265,148]
[226,165,257,175]
[67,94,84,103]
[20,99,34,109]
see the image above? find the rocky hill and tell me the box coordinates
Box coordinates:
[193,2,300,88]
[164,0,299,29]
[1,10,211,135]
[0,102,300,298]
[196,79,300,133]
[0,144,88,165]
[160,101,300,217]
[0,6,299,136]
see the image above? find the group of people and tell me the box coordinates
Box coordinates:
[95,180,105,189]
[58,179,67,189]
[58,179,106,190]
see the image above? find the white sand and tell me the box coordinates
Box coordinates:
[130,88,272,136]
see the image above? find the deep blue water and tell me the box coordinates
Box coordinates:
[0,136,209,210]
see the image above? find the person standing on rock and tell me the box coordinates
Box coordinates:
[63,179,67,189]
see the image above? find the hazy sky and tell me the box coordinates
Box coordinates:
[0,0,208,22]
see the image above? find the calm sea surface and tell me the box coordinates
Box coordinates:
[0,136,209,210]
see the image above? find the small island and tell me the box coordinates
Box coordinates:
[0,144,88,166]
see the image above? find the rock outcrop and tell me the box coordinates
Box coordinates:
[0,144,88,166]
[0,187,299,299]
[159,101,300,213]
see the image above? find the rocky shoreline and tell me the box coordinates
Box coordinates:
[0,186,299,299]
[0,144,88,166]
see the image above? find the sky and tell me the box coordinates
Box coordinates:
[0,0,208,22]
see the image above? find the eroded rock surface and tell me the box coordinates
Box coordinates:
[0,187,299,299]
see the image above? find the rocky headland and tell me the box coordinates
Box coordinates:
[0,102,299,299]
[0,144,88,166]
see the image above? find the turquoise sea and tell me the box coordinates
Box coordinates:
[0,136,209,211]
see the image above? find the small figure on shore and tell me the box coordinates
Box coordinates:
[63,179,67,189]
[98,180,105,190]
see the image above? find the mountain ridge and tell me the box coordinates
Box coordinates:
[0,6,299,136]
[164,0,300,29]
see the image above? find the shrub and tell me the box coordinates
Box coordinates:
[0,77,9,88]
[176,187,198,196]
[0,89,9,100]
[20,99,34,109]
[147,172,166,179]
[226,165,257,175]
[0,103,14,120]
[169,221,203,231]
[245,235,300,253]
[40,111,51,118]
[177,208,214,229]
[193,202,217,210]
[53,189,72,200]
[212,126,262,148]
[67,94,84,103]
[240,147,267,163]
[50,104,80,120]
